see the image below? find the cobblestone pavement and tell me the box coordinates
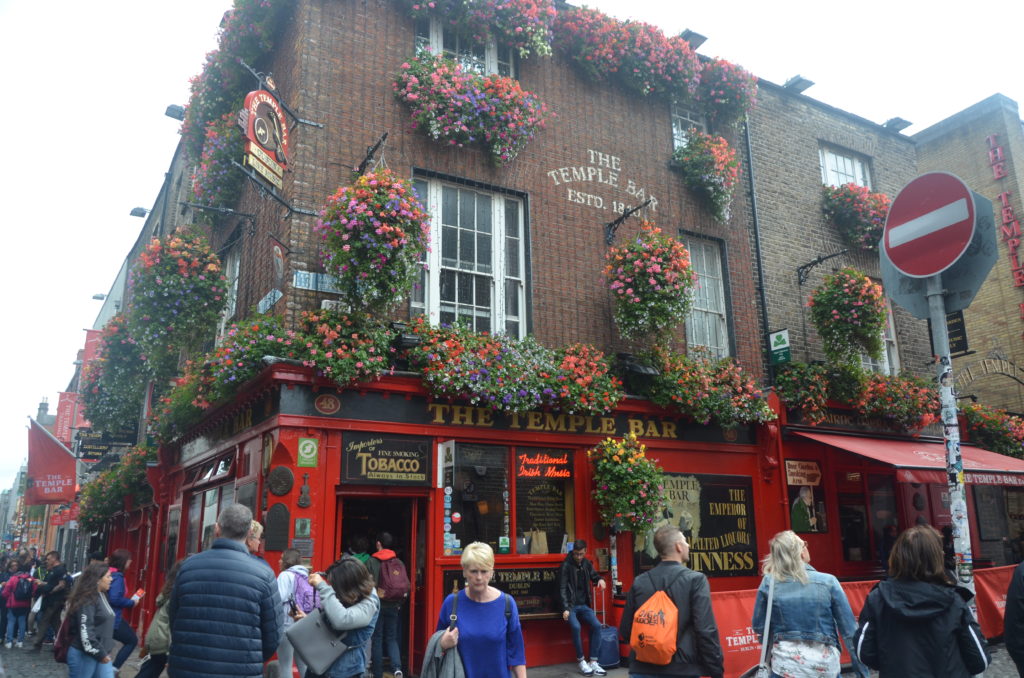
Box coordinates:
[0,642,1019,678]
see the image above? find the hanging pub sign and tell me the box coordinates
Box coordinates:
[239,89,289,190]
[342,432,432,486]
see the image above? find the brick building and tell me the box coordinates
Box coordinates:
[916,94,1024,414]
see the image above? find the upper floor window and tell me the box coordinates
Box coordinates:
[217,245,241,341]
[415,17,516,77]
[861,298,899,375]
[411,177,527,337]
[684,234,731,359]
[820,146,872,187]
[671,101,706,150]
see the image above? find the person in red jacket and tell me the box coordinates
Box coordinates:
[2,561,35,648]
[369,532,407,678]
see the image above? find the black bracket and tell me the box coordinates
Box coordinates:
[604,199,653,246]
[239,60,324,130]
[182,202,257,233]
[231,159,319,218]
[796,249,848,285]
[268,232,293,256]
[355,132,389,176]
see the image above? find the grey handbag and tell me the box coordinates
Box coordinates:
[285,607,349,676]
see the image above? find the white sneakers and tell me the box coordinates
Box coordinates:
[15,641,23,649]
[589,659,607,676]
[3,641,10,649]
[578,658,594,675]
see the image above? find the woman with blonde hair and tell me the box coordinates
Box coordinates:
[752,530,866,677]
[435,542,526,678]
[853,525,989,677]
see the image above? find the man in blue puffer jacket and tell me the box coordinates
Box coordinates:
[168,503,283,678]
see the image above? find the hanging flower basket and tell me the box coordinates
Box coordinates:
[393,51,552,164]
[588,433,666,531]
[191,111,245,212]
[81,313,148,437]
[297,310,394,385]
[774,362,830,424]
[807,268,886,365]
[822,183,891,252]
[314,169,430,316]
[604,222,697,344]
[126,229,228,376]
[671,130,740,222]
[695,58,758,128]
[962,402,1024,458]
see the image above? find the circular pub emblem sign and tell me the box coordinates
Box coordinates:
[314,394,341,415]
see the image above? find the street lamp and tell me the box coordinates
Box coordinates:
[130,207,151,218]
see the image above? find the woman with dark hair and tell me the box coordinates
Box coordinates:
[105,549,140,673]
[66,563,116,678]
[297,555,379,678]
[135,560,182,678]
[853,525,990,677]
[752,530,866,678]
[2,560,34,649]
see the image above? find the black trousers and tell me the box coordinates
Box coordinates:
[32,601,62,648]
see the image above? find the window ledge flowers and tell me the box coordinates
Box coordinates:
[604,222,697,344]
[822,183,892,252]
[314,169,430,316]
[855,372,940,432]
[406,318,624,415]
[807,268,886,366]
[962,402,1024,458]
[588,433,666,532]
[394,51,552,164]
[400,0,556,58]
[671,130,740,222]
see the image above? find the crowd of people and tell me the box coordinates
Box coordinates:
[4,513,1024,678]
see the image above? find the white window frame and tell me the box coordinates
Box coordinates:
[861,298,900,375]
[415,17,515,77]
[411,177,527,337]
[217,246,241,342]
[820,145,872,187]
[683,234,731,359]
[671,101,706,151]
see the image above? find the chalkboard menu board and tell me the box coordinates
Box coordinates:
[442,566,561,617]
[515,448,572,554]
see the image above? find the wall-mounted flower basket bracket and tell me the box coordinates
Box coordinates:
[614,352,660,395]
[355,132,389,177]
[230,158,319,218]
[183,201,257,233]
[796,249,847,285]
[239,59,324,130]
[604,198,652,245]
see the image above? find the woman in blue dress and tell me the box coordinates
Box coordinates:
[435,542,526,678]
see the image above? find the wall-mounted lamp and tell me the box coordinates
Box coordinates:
[783,75,815,94]
[884,117,912,132]
[130,207,151,218]
[92,294,107,301]
[679,29,707,50]
[165,104,186,121]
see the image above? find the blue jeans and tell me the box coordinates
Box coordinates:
[112,620,138,669]
[371,604,402,678]
[5,608,26,643]
[68,645,115,678]
[567,605,602,660]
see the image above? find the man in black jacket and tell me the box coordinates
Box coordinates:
[559,539,608,676]
[619,526,724,678]
[29,550,67,651]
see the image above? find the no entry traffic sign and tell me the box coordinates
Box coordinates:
[883,172,976,278]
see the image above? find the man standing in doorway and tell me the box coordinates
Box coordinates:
[619,526,724,678]
[369,533,408,678]
[168,503,283,678]
[559,539,607,676]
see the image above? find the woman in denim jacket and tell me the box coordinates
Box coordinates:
[299,556,380,678]
[752,531,867,678]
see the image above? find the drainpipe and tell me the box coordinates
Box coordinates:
[742,117,773,384]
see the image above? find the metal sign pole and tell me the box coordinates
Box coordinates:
[926,275,975,597]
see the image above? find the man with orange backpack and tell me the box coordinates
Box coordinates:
[618,526,724,678]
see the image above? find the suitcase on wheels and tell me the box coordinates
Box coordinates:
[594,585,621,669]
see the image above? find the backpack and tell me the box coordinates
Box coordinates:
[377,557,411,602]
[292,571,320,613]
[13,575,33,602]
[629,570,686,665]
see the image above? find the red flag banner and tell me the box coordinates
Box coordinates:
[975,564,1014,638]
[26,418,76,505]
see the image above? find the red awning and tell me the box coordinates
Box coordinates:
[792,431,1024,486]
